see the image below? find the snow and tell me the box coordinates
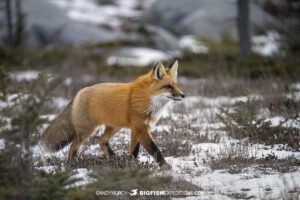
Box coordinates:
[182,95,262,108]
[252,144,300,159]
[72,168,94,186]
[67,7,122,28]
[179,35,209,54]
[63,78,72,86]
[3,74,300,199]
[0,116,11,132]
[287,82,300,100]
[165,142,300,199]
[49,0,153,28]
[52,97,70,109]
[286,91,300,101]
[37,165,57,173]
[290,82,300,91]
[0,93,20,108]
[0,139,5,150]
[267,116,300,129]
[187,171,300,199]
[252,31,280,56]
[107,47,170,67]
[9,70,39,82]
[160,94,300,199]
[40,114,57,122]
[32,141,70,160]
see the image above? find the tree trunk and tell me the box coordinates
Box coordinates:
[5,0,13,46]
[237,0,251,56]
[15,0,23,46]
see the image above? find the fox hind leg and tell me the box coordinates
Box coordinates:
[99,126,120,156]
[68,126,94,161]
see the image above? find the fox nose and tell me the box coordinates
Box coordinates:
[180,93,186,98]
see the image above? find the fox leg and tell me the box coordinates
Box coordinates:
[129,131,140,159]
[99,126,120,156]
[68,126,94,160]
[132,127,166,166]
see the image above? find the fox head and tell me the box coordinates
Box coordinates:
[148,60,185,101]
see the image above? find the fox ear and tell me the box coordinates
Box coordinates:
[169,60,178,79]
[153,62,166,80]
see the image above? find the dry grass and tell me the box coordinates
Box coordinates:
[35,153,154,171]
[217,96,300,151]
[208,150,300,174]
[154,118,221,157]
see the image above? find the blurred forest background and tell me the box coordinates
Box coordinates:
[0,0,300,199]
[1,0,300,79]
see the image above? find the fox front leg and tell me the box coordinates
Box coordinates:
[130,131,140,158]
[132,127,167,167]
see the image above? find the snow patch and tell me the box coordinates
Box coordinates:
[107,47,170,67]
[290,82,300,91]
[52,97,70,109]
[252,31,280,56]
[40,114,57,122]
[49,0,154,28]
[0,139,5,150]
[286,91,300,101]
[190,171,300,199]
[267,116,300,129]
[37,165,57,173]
[9,70,39,82]
[72,168,94,186]
[179,35,208,54]
[182,95,262,107]
[63,78,72,86]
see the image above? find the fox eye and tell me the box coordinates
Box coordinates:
[163,85,173,89]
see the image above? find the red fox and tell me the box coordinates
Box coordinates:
[42,60,185,167]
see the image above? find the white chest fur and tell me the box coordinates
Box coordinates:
[145,94,171,127]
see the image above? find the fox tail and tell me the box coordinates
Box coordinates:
[41,101,75,151]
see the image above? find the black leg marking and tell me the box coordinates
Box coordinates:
[148,140,166,166]
[132,143,140,159]
[105,142,115,156]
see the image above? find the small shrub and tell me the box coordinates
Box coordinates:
[90,169,171,191]
[0,69,78,200]
[217,97,300,150]
[209,154,300,174]
[208,143,300,174]
[66,153,154,170]
[155,126,193,157]
[29,170,79,200]
[208,143,255,174]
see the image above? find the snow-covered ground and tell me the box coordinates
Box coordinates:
[2,68,300,199]
[0,0,298,198]
[27,85,300,199]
